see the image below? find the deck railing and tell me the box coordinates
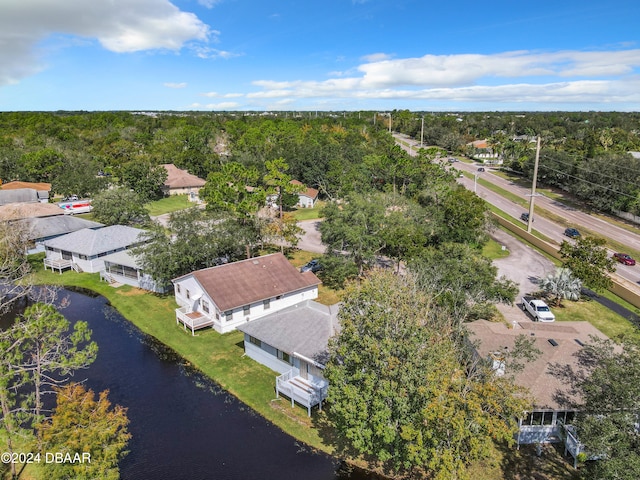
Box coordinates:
[276,369,329,416]
[175,306,215,335]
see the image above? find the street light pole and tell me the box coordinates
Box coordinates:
[420,116,424,147]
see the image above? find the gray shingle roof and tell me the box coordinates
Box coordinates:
[42,225,146,256]
[24,216,103,240]
[0,189,39,205]
[237,300,340,364]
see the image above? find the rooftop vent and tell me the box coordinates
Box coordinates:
[575,339,585,347]
[548,339,559,347]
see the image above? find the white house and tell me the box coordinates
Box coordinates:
[42,225,147,274]
[466,319,609,462]
[172,253,321,334]
[290,180,319,208]
[100,250,168,293]
[237,300,340,416]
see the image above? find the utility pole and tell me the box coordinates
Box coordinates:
[527,136,541,233]
[388,113,392,133]
[420,116,424,147]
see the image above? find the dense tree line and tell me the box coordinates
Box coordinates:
[392,110,640,215]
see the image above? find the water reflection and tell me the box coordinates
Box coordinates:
[3,289,382,480]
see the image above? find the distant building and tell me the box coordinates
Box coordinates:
[1,181,51,203]
[161,164,206,201]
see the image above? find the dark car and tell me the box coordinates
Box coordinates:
[300,259,322,273]
[477,167,485,172]
[520,212,533,222]
[613,253,636,266]
[564,228,581,238]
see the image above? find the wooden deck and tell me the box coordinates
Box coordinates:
[175,306,215,335]
[43,258,74,274]
[276,369,328,416]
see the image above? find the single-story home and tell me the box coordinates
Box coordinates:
[265,180,319,209]
[172,252,321,334]
[290,180,319,208]
[22,215,103,254]
[100,249,168,293]
[237,300,340,416]
[42,225,147,274]
[1,181,51,203]
[0,202,65,221]
[0,189,41,206]
[161,164,206,201]
[466,319,609,461]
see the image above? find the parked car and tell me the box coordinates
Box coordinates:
[613,253,636,266]
[564,228,581,238]
[520,212,533,222]
[300,259,322,273]
[477,167,485,172]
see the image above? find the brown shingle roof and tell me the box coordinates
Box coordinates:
[162,164,206,189]
[466,320,609,410]
[290,180,318,200]
[0,202,64,221]
[176,253,321,312]
[1,181,51,191]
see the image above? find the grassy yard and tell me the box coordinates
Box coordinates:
[291,201,326,221]
[144,195,192,216]
[28,253,341,454]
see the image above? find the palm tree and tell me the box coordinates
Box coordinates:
[539,267,582,307]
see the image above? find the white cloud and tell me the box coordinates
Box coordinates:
[200,92,243,98]
[164,82,187,88]
[246,49,640,107]
[0,0,210,85]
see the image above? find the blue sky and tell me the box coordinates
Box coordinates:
[1,0,640,111]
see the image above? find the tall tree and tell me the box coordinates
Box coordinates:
[200,162,265,219]
[409,242,518,322]
[38,383,131,480]
[559,236,616,292]
[118,161,167,202]
[134,208,257,284]
[324,270,531,479]
[0,303,97,477]
[91,187,150,226]
[570,337,640,479]
[263,157,304,219]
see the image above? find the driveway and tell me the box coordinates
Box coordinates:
[297,219,326,254]
[489,228,556,325]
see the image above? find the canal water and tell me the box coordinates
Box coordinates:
[2,289,381,480]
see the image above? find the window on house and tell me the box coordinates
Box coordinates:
[243,305,250,315]
[278,350,291,364]
[249,336,261,347]
[176,284,181,294]
[215,312,220,320]
[225,310,233,320]
[542,411,554,426]
[201,300,210,314]
[263,299,270,310]
[186,289,191,300]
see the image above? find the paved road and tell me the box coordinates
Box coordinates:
[394,134,640,290]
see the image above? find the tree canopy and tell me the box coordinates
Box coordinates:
[324,270,531,479]
[559,236,616,292]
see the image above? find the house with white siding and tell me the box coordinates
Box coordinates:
[237,300,340,416]
[42,225,147,274]
[172,253,321,334]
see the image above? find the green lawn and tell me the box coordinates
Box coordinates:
[144,195,192,216]
[482,238,510,260]
[28,255,336,456]
[291,201,326,221]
